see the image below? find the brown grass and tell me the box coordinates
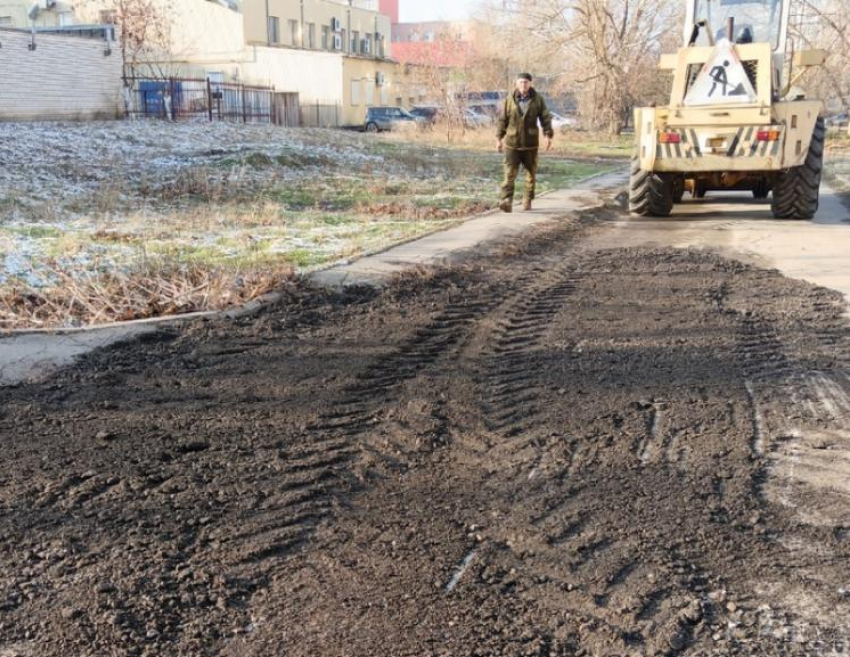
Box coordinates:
[396,125,632,159]
[0,259,294,331]
[356,199,492,220]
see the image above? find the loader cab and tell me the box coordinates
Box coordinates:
[670,0,794,106]
[685,0,791,52]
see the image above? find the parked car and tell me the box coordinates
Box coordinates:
[408,105,492,129]
[468,104,500,122]
[825,112,849,128]
[409,106,440,126]
[463,108,492,128]
[364,106,423,132]
[549,111,578,132]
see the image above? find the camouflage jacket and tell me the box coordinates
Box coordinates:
[496,88,554,151]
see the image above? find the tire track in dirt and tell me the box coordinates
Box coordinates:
[454,251,850,656]
[736,312,793,458]
[452,253,717,656]
[720,279,850,650]
[5,225,850,657]
[206,282,520,585]
[474,262,581,472]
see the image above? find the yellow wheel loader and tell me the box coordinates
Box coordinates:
[630,0,826,219]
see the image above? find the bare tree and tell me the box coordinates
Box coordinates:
[478,0,680,133]
[79,0,175,82]
[410,32,479,142]
[789,0,850,113]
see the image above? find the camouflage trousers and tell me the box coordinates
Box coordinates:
[500,148,539,202]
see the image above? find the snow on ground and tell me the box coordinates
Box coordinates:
[0,121,383,217]
[0,121,460,286]
[0,120,609,327]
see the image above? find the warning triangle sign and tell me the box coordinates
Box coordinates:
[684,38,758,107]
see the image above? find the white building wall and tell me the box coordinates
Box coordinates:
[0,28,123,121]
[75,0,247,75]
[169,1,246,62]
[240,47,343,105]
[0,2,67,28]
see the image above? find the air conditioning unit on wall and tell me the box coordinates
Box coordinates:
[376,72,385,86]
[333,33,343,50]
[331,17,341,32]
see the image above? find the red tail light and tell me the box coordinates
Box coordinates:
[659,132,681,144]
[756,130,781,142]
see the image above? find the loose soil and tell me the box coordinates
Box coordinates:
[1,208,849,657]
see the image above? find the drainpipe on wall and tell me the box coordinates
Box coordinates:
[300,0,305,48]
[265,0,270,46]
[347,7,351,55]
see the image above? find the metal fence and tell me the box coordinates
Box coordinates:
[300,102,342,128]
[274,92,301,127]
[126,77,297,125]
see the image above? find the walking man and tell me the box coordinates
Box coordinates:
[496,73,554,212]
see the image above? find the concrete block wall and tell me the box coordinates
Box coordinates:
[0,28,123,121]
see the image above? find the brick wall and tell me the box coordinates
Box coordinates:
[0,28,123,121]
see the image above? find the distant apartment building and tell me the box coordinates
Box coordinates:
[391,20,471,46]
[1,0,420,124]
[0,1,74,27]
[244,0,389,58]
[376,0,472,68]
[241,0,412,122]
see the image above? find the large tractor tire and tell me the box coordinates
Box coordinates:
[629,155,674,217]
[771,117,825,219]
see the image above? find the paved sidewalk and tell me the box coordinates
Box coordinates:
[0,326,155,387]
[0,171,621,387]
[310,179,614,288]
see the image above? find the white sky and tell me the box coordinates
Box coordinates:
[398,0,478,22]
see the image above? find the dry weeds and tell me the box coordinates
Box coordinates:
[396,125,632,159]
[0,259,294,330]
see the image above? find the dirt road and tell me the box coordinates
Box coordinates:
[1,197,849,657]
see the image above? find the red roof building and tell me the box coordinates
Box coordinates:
[378,0,399,24]
[390,40,474,67]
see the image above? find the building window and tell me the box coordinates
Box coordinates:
[350,30,359,54]
[363,34,372,55]
[288,19,298,46]
[268,16,280,44]
[322,25,330,50]
[365,82,375,106]
[0,16,13,26]
[351,80,361,107]
[307,23,315,49]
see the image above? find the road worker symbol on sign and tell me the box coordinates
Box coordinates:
[709,61,749,98]
[685,39,757,107]
[708,61,730,96]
